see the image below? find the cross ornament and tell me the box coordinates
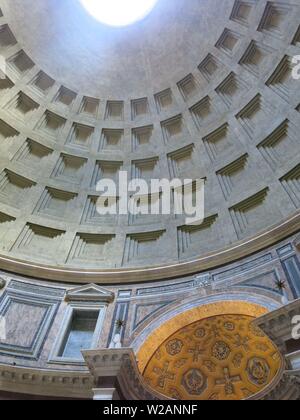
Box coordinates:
[153,362,175,389]
[188,343,205,362]
[215,367,241,395]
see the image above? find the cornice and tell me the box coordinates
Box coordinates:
[82,348,168,400]
[83,348,299,401]
[254,298,300,345]
[65,284,115,303]
[0,364,93,399]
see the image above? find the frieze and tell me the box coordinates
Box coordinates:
[7,280,65,299]
[213,254,273,283]
[0,364,92,399]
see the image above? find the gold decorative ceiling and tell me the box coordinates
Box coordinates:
[142,315,282,400]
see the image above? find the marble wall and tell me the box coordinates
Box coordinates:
[0,232,299,372]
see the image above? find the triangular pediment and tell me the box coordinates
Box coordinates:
[65,284,115,303]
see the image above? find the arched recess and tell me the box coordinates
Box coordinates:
[134,296,284,400]
[133,292,281,365]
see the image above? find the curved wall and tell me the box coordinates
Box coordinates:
[0,233,299,398]
[0,234,299,365]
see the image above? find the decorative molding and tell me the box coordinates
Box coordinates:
[35,110,66,139]
[30,71,55,96]
[215,28,242,57]
[48,301,107,365]
[249,372,300,401]
[131,98,149,120]
[216,154,248,200]
[79,96,99,117]
[131,156,159,180]
[294,234,300,251]
[14,138,53,167]
[239,40,274,77]
[0,169,36,208]
[7,280,65,299]
[177,74,198,100]
[190,96,214,129]
[258,119,297,171]
[132,125,153,151]
[83,348,162,400]
[53,86,76,107]
[253,298,300,352]
[213,253,273,283]
[11,223,66,261]
[258,2,294,39]
[167,144,195,178]
[266,56,294,103]
[154,89,173,112]
[108,301,130,346]
[216,72,248,108]
[65,284,114,303]
[237,269,281,295]
[0,119,19,141]
[100,128,123,151]
[280,164,300,208]
[203,123,234,162]
[132,301,175,332]
[236,94,272,140]
[198,54,222,81]
[91,160,123,187]
[7,50,34,77]
[51,153,87,185]
[161,115,185,144]
[230,0,256,27]
[66,122,94,149]
[105,101,124,121]
[229,188,270,238]
[292,25,300,46]
[67,233,116,265]
[277,243,294,258]
[281,255,300,299]
[4,91,39,121]
[123,230,166,265]
[136,274,211,297]
[83,345,295,400]
[0,286,61,359]
[177,215,218,256]
[0,364,93,399]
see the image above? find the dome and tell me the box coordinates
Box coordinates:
[0,0,299,284]
[2,0,232,97]
[0,0,299,402]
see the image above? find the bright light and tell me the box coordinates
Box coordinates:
[79,0,159,27]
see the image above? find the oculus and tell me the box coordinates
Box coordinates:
[79,0,159,27]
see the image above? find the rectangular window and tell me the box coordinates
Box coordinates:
[49,300,107,365]
[58,310,99,359]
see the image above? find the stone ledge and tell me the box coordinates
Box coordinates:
[0,364,93,399]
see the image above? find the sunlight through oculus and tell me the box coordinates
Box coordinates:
[79,0,159,27]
